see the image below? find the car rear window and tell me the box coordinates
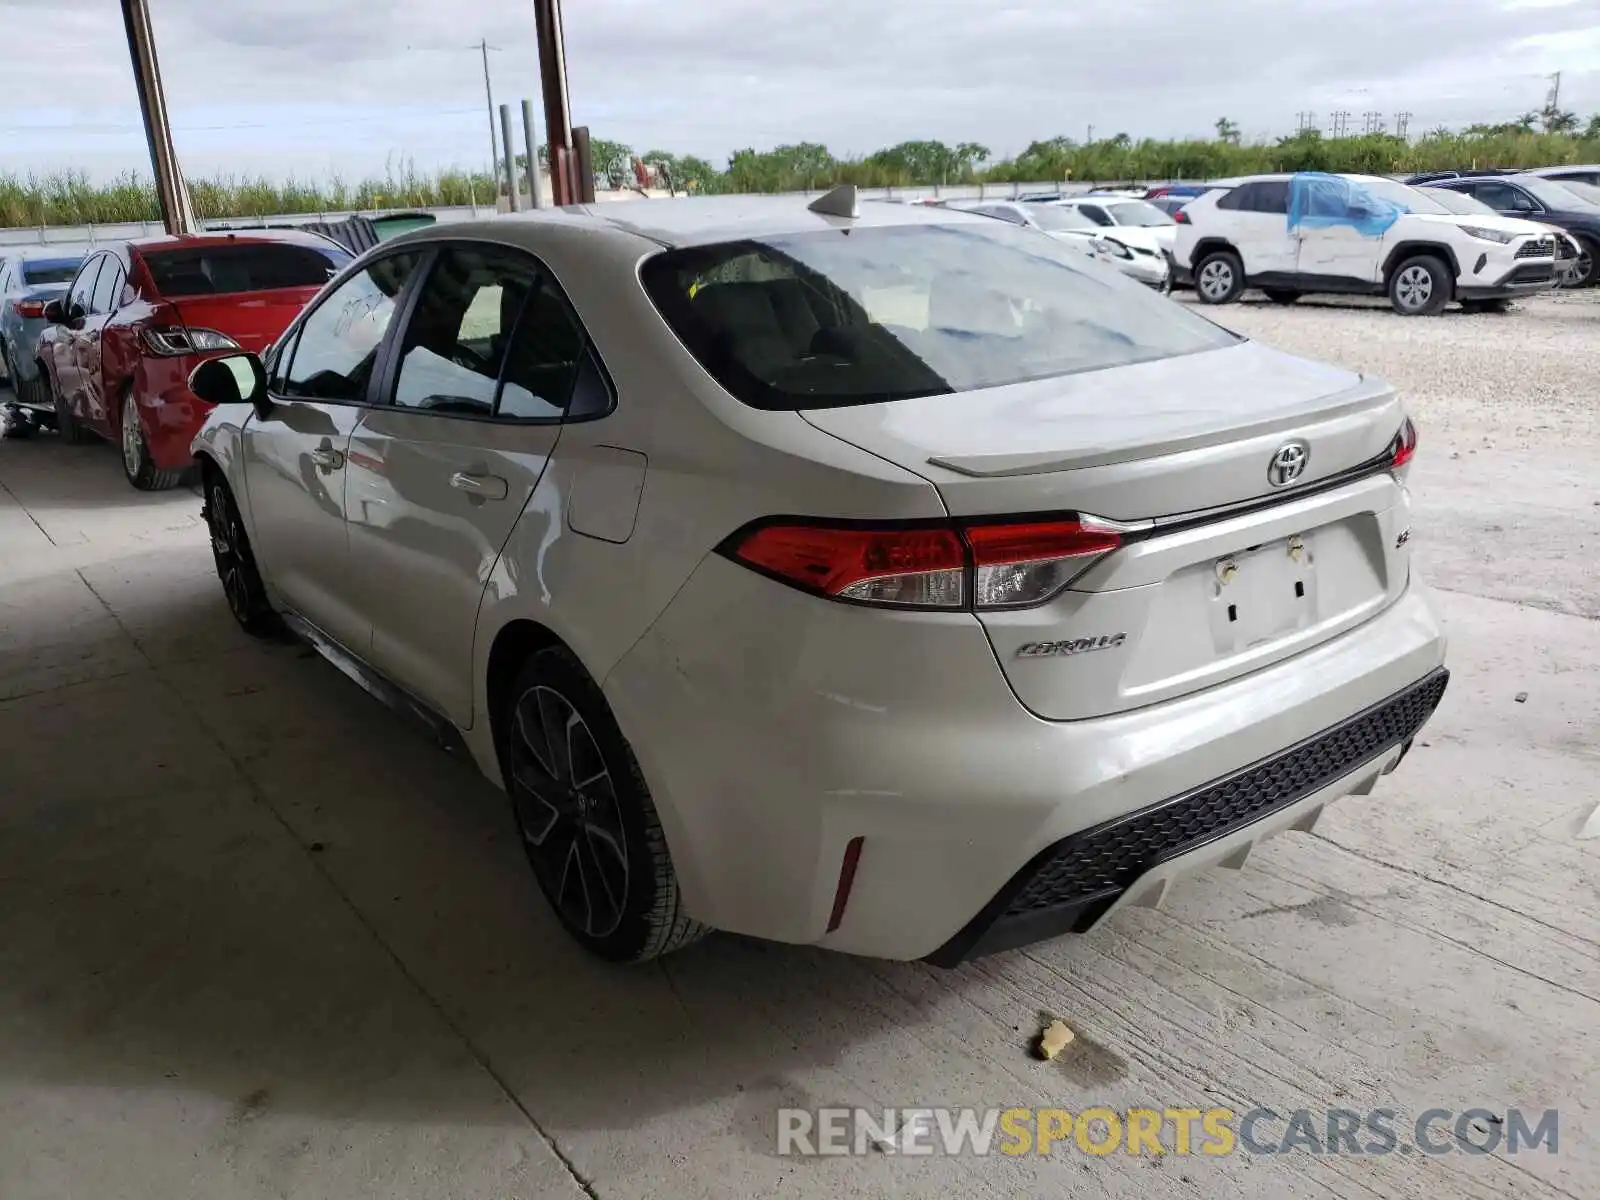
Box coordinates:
[639,222,1236,410]
[142,242,349,297]
[22,260,81,286]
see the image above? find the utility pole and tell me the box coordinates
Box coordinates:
[1363,111,1384,135]
[1547,71,1562,112]
[1394,111,1413,140]
[1330,110,1351,138]
[481,39,500,182]
[1086,123,1095,144]
[118,0,195,234]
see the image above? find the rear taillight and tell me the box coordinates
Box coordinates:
[12,299,46,319]
[1174,210,1190,225]
[1391,417,1418,471]
[142,326,240,357]
[721,516,1125,611]
[966,519,1124,608]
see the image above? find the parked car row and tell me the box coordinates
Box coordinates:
[2,230,351,485]
[168,191,1447,964]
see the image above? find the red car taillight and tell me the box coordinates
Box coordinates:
[12,299,46,319]
[1390,417,1418,471]
[721,516,1125,610]
[1174,210,1191,225]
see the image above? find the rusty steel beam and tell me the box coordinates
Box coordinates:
[119,0,196,235]
[532,0,576,205]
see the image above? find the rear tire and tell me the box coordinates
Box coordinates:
[1388,255,1451,316]
[1193,250,1244,305]
[120,388,186,491]
[202,469,282,638]
[1262,288,1302,305]
[499,644,708,963]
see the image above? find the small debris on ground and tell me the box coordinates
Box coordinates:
[1579,804,1600,841]
[1514,692,1528,703]
[1035,1019,1076,1061]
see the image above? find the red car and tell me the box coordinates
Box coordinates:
[34,230,351,489]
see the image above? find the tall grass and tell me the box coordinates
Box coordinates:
[0,157,499,228]
[5,128,1599,227]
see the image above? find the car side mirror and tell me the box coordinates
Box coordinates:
[42,298,66,324]
[189,352,271,420]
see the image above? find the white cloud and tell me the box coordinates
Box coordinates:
[0,0,1593,181]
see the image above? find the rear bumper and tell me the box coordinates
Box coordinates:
[604,556,1448,962]
[134,356,217,469]
[926,666,1447,964]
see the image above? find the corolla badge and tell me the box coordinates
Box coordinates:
[1268,439,1311,487]
[1016,633,1127,659]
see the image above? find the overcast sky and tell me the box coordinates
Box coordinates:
[0,0,1595,182]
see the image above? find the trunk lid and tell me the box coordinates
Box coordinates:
[801,341,1413,719]
[167,286,321,354]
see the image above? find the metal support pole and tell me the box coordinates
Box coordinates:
[572,126,596,204]
[533,0,575,205]
[119,0,196,234]
[521,99,544,209]
[499,105,522,212]
[481,39,499,182]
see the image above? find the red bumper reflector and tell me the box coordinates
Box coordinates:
[826,836,866,933]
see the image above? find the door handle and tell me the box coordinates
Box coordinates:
[450,471,509,501]
[309,447,344,470]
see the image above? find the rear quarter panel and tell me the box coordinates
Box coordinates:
[446,221,946,771]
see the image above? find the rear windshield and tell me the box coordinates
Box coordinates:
[639,222,1235,410]
[22,259,81,286]
[142,242,350,298]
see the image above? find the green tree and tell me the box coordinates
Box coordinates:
[1541,106,1579,134]
[1215,117,1242,145]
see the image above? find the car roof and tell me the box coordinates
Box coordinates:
[3,246,88,264]
[125,228,345,253]
[410,195,1002,251]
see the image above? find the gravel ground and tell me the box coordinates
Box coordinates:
[1183,288,1600,619]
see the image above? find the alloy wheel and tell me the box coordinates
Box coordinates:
[1394,265,1433,312]
[121,393,143,477]
[509,684,630,939]
[207,482,252,621]
[1198,260,1233,300]
[1570,249,1594,288]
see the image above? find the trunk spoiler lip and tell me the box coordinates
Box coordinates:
[923,376,1395,478]
[1141,444,1400,537]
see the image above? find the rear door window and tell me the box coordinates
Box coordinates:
[1245,181,1289,213]
[143,242,349,298]
[90,261,125,314]
[387,244,599,421]
[390,246,540,417]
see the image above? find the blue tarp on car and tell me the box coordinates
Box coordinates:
[1287,173,1408,238]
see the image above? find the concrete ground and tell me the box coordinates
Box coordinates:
[1,292,1596,1199]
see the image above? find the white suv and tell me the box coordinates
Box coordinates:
[1176,172,1559,314]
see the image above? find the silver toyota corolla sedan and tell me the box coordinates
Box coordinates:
[189,188,1448,966]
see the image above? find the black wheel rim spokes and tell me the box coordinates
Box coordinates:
[208,484,249,619]
[509,685,629,939]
